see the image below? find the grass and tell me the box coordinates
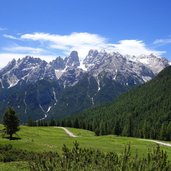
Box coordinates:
[67,127,171,159]
[0,162,28,171]
[67,127,95,137]
[1,125,171,170]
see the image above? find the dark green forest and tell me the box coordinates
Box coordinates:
[58,66,171,140]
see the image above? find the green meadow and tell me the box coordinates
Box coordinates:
[1,125,171,170]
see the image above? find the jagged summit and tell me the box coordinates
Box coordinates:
[50,51,80,70]
[50,56,65,70]
[65,51,80,68]
[0,50,170,89]
[127,53,169,74]
[0,49,170,121]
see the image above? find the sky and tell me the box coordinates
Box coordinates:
[0,0,171,68]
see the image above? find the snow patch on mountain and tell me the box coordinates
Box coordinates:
[78,60,87,71]
[0,50,170,91]
[39,104,46,113]
[0,79,4,88]
[38,105,51,120]
[55,69,65,79]
[142,76,152,82]
[23,95,27,114]
[91,97,94,105]
[39,114,48,121]
[127,54,169,75]
[52,87,58,105]
[7,74,19,88]
[96,77,101,92]
[47,106,52,113]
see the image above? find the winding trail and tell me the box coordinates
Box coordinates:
[56,127,171,147]
[57,127,78,138]
[141,139,171,147]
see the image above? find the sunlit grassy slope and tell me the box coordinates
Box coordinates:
[1,125,171,156]
[1,125,171,170]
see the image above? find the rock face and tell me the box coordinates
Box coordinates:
[0,50,170,121]
[65,51,80,68]
[127,54,170,75]
[83,51,155,85]
[50,56,65,70]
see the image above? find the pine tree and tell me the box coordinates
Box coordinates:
[3,107,20,140]
[49,119,56,126]
[27,117,34,126]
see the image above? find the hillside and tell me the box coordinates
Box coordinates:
[64,66,171,140]
[1,125,171,170]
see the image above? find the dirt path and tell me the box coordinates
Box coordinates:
[57,127,78,138]
[141,139,171,147]
[57,127,171,146]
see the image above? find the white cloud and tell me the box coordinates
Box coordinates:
[0,32,165,68]
[3,34,19,40]
[0,45,54,68]
[0,53,56,68]
[153,37,171,46]
[3,46,46,54]
[110,40,165,56]
[20,32,107,58]
[21,32,106,45]
[0,53,25,68]
[19,32,164,58]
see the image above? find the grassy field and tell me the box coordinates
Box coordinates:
[0,162,29,171]
[1,125,171,170]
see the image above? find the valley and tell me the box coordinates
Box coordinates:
[0,55,171,170]
[65,66,171,141]
[1,0,171,170]
[1,125,171,170]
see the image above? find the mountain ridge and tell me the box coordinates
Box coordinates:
[0,50,170,121]
[66,66,171,140]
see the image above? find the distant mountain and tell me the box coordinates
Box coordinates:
[66,66,171,141]
[0,50,170,121]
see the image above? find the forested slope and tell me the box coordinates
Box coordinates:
[64,66,171,140]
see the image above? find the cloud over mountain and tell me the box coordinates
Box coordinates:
[0,32,165,68]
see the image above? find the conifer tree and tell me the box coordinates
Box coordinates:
[3,107,20,140]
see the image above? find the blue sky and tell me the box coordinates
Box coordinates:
[0,0,171,67]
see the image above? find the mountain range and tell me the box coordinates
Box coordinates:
[0,50,170,121]
[65,66,171,141]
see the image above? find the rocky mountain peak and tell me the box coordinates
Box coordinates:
[50,56,65,70]
[18,56,46,65]
[127,53,170,75]
[0,58,16,74]
[87,49,99,56]
[65,51,80,68]
[0,50,170,121]
[0,50,170,90]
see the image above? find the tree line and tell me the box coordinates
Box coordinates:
[54,66,171,141]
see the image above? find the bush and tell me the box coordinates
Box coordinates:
[0,143,170,171]
[29,142,171,171]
